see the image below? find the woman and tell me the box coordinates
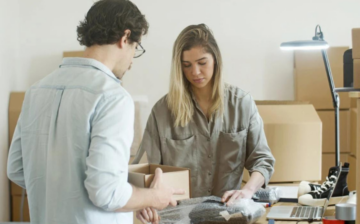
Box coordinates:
[134,24,275,223]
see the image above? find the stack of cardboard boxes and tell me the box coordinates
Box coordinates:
[294,46,356,191]
[348,28,360,192]
[242,101,322,184]
[352,28,360,89]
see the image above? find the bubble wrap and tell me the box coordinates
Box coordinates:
[252,187,281,204]
[158,196,265,224]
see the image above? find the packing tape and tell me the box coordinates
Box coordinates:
[322,216,344,224]
[335,203,356,221]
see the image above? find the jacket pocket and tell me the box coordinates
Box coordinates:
[164,135,197,176]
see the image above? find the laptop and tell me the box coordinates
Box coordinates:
[266,165,341,221]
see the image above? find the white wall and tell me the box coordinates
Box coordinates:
[0,0,19,221]
[124,0,360,110]
[1,0,360,220]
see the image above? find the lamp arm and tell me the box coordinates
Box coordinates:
[321,49,340,167]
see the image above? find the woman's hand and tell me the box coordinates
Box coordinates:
[221,188,254,206]
[136,207,160,224]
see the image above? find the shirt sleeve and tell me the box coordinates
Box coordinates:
[84,92,134,212]
[7,114,26,189]
[244,96,275,187]
[140,110,162,164]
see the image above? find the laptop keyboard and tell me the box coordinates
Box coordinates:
[290,206,323,219]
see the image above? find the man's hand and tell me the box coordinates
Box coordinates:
[136,208,159,224]
[150,168,185,210]
[135,168,184,223]
[221,189,254,206]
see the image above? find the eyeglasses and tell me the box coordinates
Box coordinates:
[134,42,146,58]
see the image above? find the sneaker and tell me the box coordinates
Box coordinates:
[298,164,349,206]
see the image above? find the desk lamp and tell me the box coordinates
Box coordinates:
[281,25,360,167]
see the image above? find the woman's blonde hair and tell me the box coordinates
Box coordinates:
[167,24,224,127]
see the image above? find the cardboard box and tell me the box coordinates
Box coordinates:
[63,51,84,58]
[317,110,350,153]
[348,154,356,191]
[295,47,348,70]
[12,195,30,221]
[351,98,358,108]
[11,182,26,196]
[322,153,349,184]
[9,92,27,197]
[243,103,322,182]
[295,68,350,109]
[350,109,358,156]
[128,164,191,200]
[294,47,350,109]
[352,28,360,59]
[9,92,25,146]
[255,100,309,105]
[354,59,360,88]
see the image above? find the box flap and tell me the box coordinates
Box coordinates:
[257,104,321,124]
[128,164,150,174]
[128,173,145,188]
[149,164,190,174]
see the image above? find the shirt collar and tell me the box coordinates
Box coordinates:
[60,57,121,84]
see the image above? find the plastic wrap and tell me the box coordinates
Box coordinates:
[158,196,265,224]
[252,187,281,204]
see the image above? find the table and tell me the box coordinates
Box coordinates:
[257,202,336,224]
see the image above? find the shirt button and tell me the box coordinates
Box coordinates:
[208,172,212,176]
[208,189,211,193]
[207,138,210,142]
[208,154,212,158]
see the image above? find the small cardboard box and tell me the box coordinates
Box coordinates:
[321,153,349,183]
[317,110,350,153]
[352,28,360,59]
[350,108,358,156]
[354,59,360,88]
[128,164,191,201]
[243,103,322,183]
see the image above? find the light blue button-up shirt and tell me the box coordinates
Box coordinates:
[7,58,134,224]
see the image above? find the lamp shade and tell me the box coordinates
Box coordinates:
[280,40,329,50]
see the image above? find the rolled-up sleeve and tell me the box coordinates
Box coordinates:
[140,110,162,164]
[85,92,134,211]
[245,97,275,187]
[7,114,26,189]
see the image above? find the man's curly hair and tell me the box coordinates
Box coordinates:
[77,0,149,47]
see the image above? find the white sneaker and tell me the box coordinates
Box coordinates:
[346,191,356,204]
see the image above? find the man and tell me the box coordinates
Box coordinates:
[7,0,183,224]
